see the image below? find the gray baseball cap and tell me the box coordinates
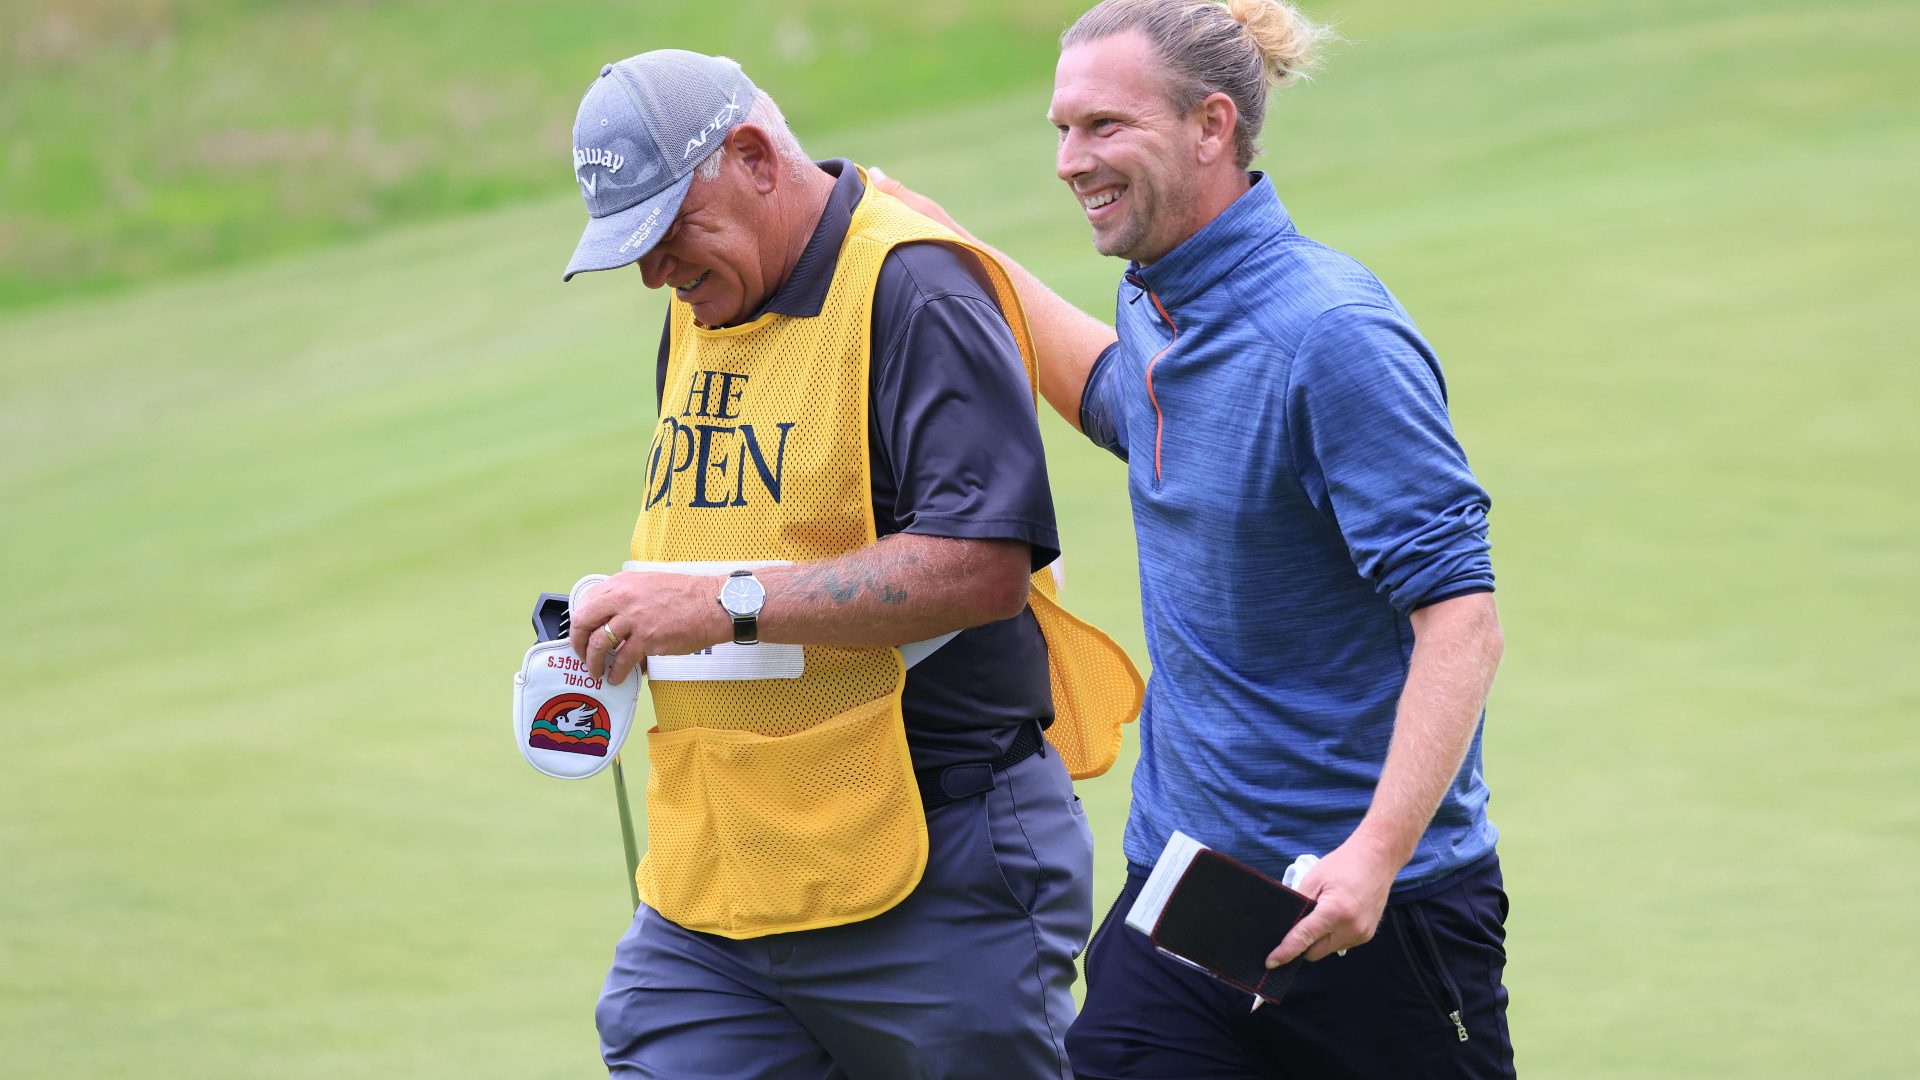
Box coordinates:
[563,50,759,281]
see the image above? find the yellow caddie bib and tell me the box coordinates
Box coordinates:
[630,168,1141,939]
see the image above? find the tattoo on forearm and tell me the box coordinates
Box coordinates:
[792,556,914,606]
[783,538,925,607]
[822,568,858,603]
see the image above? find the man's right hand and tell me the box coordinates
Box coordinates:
[1265,834,1400,966]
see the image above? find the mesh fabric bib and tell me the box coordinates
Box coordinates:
[631,171,1140,938]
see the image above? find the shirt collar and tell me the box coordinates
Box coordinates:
[751,158,864,321]
[1125,172,1293,307]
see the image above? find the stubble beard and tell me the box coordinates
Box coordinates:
[1092,166,1199,265]
[1094,223,1147,261]
[1092,196,1148,260]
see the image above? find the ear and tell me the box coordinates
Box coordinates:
[1192,91,1239,167]
[727,124,781,194]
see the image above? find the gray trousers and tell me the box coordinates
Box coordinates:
[596,747,1095,1079]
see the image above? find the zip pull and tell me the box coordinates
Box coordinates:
[1448,1009,1469,1043]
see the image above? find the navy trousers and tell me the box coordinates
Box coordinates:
[595,748,1094,1079]
[1067,855,1514,1079]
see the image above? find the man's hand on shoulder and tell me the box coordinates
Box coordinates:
[869,169,975,242]
[1265,834,1401,966]
[867,166,1116,431]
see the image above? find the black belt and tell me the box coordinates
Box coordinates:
[916,720,1046,811]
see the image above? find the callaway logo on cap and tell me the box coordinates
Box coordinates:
[562,50,759,281]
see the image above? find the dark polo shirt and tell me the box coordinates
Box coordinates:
[653,159,1058,771]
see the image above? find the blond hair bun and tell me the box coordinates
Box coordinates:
[1225,0,1331,89]
[1062,0,1338,168]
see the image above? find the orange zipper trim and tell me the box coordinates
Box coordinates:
[1144,288,1178,483]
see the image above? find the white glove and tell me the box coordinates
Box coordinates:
[1281,853,1320,892]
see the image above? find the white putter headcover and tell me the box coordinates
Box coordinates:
[511,574,641,779]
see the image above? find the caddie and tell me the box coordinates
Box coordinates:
[555,50,1140,1079]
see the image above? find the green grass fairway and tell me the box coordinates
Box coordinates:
[3,1,1917,1076]
[0,0,1085,310]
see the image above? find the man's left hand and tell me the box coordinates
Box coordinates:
[1265,835,1400,966]
[868,169,974,242]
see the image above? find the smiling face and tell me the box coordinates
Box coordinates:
[633,130,781,327]
[1050,31,1208,265]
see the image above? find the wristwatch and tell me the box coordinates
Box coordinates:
[716,570,766,645]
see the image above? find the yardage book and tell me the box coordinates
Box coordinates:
[1125,831,1317,1007]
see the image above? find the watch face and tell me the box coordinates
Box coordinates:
[720,574,765,616]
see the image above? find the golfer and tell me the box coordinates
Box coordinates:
[881,0,1514,1074]
[557,49,1136,1079]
